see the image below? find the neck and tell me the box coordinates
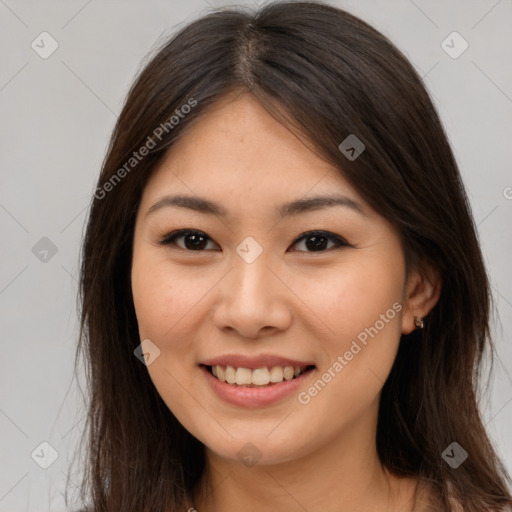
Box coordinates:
[192,415,418,512]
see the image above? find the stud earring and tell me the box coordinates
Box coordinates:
[414,316,424,329]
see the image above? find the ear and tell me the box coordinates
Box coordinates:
[401,263,442,335]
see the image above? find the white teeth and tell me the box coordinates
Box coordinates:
[225,365,236,384]
[283,366,294,380]
[252,367,270,385]
[269,366,283,382]
[210,364,309,386]
[235,367,252,385]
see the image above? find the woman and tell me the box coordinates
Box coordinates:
[70,1,512,511]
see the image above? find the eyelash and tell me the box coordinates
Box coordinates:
[158,229,351,253]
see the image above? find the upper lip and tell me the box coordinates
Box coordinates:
[201,354,316,370]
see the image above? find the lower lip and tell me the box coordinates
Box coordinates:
[200,365,315,408]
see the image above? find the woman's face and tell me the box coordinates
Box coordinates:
[131,92,419,466]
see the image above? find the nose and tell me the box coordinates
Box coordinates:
[212,256,292,339]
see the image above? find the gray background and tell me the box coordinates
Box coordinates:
[1,0,511,510]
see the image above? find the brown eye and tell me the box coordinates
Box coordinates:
[159,230,219,251]
[289,231,349,252]
[159,229,350,253]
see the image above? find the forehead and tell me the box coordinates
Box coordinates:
[142,93,363,208]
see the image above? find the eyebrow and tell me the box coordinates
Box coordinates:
[145,193,368,219]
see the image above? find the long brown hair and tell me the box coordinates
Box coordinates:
[68,2,512,510]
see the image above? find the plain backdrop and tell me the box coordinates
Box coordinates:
[1,0,511,510]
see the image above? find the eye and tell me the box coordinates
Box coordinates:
[288,230,349,252]
[159,229,349,253]
[159,229,219,251]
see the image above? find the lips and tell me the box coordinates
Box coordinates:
[200,364,316,407]
[198,353,317,407]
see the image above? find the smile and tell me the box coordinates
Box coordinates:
[199,364,317,407]
[207,364,314,387]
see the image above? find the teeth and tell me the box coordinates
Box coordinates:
[269,366,283,382]
[210,365,309,386]
[225,365,236,384]
[252,367,270,385]
[236,367,252,385]
[283,366,294,380]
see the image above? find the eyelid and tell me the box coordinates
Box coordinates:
[292,230,349,245]
[288,230,351,253]
[158,229,220,249]
[159,229,351,252]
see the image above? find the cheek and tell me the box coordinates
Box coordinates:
[297,255,405,392]
[131,250,202,418]
[293,256,403,335]
[131,262,176,340]
[131,248,199,341]
[130,249,220,382]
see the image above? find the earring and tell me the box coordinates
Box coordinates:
[414,316,424,329]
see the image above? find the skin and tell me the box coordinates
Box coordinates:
[131,92,442,512]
